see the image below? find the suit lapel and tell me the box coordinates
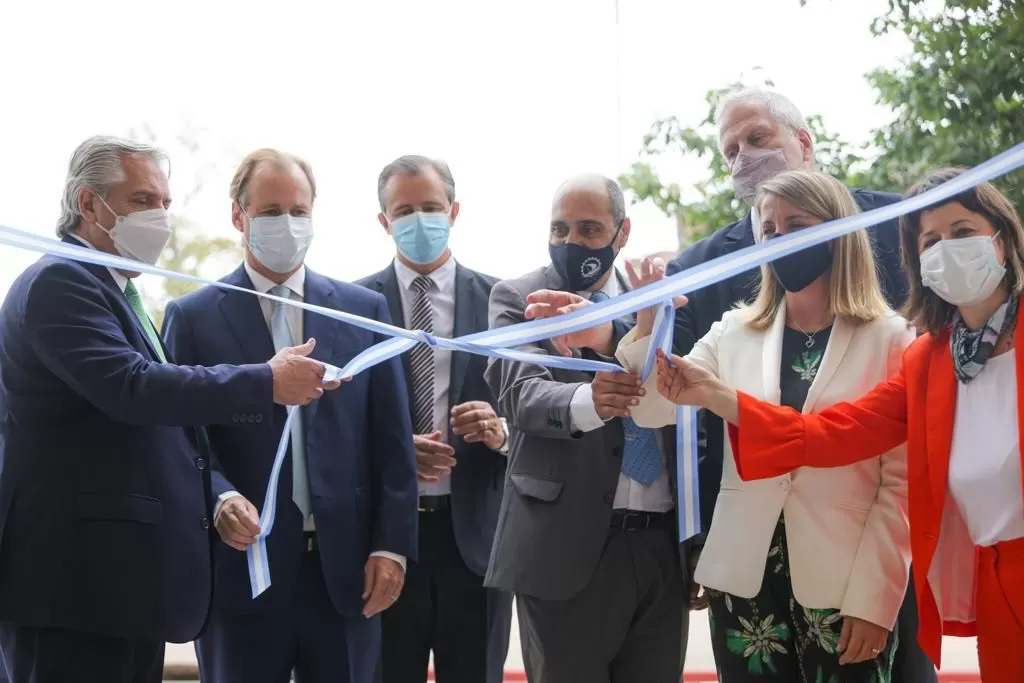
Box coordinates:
[302,270,337,429]
[450,264,476,408]
[762,301,786,405]
[61,236,165,362]
[217,265,276,367]
[925,332,958,514]
[380,265,415,408]
[803,316,853,413]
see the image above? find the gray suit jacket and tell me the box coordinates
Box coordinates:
[483,265,641,601]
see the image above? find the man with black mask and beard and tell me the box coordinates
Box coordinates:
[483,174,688,683]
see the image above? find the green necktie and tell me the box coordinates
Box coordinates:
[124,280,167,362]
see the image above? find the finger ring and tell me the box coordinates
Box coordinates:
[871,648,881,654]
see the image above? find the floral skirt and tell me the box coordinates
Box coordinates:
[706,516,897,682]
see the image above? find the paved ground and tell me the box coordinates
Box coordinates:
[165,605,982,677]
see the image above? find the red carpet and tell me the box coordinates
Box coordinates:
[425,672,981,681]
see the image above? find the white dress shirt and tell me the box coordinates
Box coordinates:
[948,351,1024,546]
[394,257,458,496]
[568,274,674,513]
[68,234,128,292]
[218,262,404,568]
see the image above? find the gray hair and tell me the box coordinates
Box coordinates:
[605,177,626,227]
[56,135,169,237]
[376,155,455,211]
[715,86,809,149]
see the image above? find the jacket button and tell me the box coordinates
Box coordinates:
[779,479,790,491]
[255,414,264,424]
[200,516,211,530]
[195,458,206,470]
[231,414,240,423]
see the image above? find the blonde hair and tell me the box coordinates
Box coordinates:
[742,170,890,330]
[229,148,317,208]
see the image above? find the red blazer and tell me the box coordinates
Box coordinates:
[729,322,1024,668]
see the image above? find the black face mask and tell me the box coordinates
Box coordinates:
[549,222,623,292]
[768,239,833,292]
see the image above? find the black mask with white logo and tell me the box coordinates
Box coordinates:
[549,222,623,292]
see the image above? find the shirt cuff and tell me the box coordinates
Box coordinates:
[497,417,510,455]
[213,490,242,521]
[569,383,607,433]
[371,551,407,572]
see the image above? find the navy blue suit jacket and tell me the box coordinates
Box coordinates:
[162,265,418,617]
[356,262,504,576]
[666,189,909,535]
[0,238,273,643]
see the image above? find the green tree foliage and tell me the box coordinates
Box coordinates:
[127,124,241,329]
[861,0,1023,202]
[620,0,1023,249]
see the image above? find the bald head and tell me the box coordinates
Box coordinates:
[552,174,626,227]
[548,173,631,293]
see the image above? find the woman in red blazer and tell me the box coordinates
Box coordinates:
[655,168,1024,679]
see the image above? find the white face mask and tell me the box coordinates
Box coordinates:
[245,212,314,274]
[919,235,1006,306]
[94,195,172,266]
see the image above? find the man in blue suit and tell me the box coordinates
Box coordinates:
[162,148,418,683]
[0,136,334,683]
[357,155,513,683]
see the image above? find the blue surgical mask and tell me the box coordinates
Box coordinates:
[390,212,450,265]
[246,212,314,274]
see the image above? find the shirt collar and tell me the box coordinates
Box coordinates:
[581,270,621,299]
[68,233,128,292]
[244,261,307,298]
[750,206,763,243]
[393,255,457,295]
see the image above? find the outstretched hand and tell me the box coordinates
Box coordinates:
[523,289,615,356]
[625,257,688,339]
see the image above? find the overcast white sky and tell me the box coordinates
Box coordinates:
[0,0,910,302]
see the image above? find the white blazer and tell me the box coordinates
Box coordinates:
[617,304,915,630]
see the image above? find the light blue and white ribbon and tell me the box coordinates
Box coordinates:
[2,139,1022,596]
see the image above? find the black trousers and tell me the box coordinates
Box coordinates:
[0,624,163,683]
[379,507,512,683]
[891,571,938,683]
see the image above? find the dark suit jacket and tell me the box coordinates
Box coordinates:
[162,265,418,617]
[0,238,272,643]
[356,261,505,577]
[667,189,910,536]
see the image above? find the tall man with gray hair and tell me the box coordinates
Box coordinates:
[0,136,335,683]
[665,86,933,682]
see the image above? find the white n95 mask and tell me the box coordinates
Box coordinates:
[94,194,172,266]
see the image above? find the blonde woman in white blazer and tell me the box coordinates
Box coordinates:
[618,170,913,682]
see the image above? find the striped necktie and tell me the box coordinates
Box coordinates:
[409,276,436,434]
